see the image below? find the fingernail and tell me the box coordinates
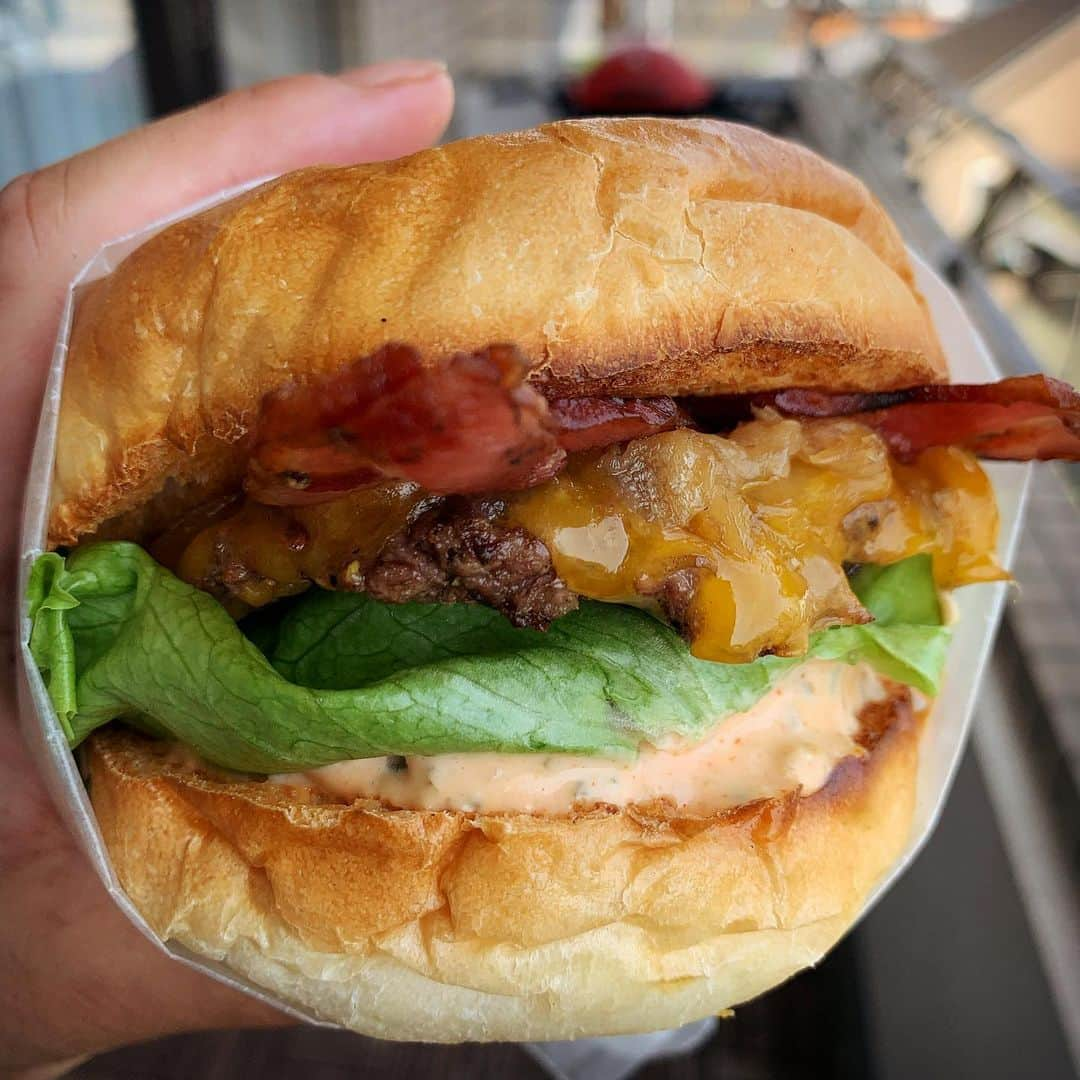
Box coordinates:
[338,60,448,91]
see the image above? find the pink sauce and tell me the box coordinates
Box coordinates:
[272,660,888,814]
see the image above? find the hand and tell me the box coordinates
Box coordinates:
[0,61,453,1075]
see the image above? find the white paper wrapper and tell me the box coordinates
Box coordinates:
[15,181,1029,1059]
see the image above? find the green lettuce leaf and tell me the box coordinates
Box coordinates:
[27,542,950,772]
[26,552,84,740]
[848,555,943,627]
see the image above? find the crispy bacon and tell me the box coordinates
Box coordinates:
[249,344,563,506]
[549,395,688,453]
[683,375,1080,463]
[247,344,686,506]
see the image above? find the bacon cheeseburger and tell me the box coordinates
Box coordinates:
[28,118,1080,1040]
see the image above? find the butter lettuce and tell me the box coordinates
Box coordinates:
[27,543,949,772]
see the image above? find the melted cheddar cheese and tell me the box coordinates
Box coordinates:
[164,415,1003,662]
[509,415,1002,661]
[162,483,432,610]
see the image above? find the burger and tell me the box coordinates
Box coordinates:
[26,118,1080,1041]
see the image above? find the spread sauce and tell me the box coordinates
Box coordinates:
[271,660,889,814]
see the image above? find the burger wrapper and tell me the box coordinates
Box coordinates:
[15,181,1029,1062]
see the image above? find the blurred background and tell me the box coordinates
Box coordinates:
[3,1,1077,1077]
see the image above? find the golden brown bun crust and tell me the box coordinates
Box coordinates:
[49,118,945,547]
[85,687,920,1041]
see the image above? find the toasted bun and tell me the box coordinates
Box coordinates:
[85,686,919,1041]
[49,118,945,547]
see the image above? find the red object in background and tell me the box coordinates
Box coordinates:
[569,46,711,114]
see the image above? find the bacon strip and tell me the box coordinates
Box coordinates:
[684,375,1080,463]
[549,395,688,453]
[247,344,686,506]
[250,347,1077,507]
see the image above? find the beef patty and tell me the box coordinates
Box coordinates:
[358,498,578,629]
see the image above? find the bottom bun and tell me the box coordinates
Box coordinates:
[84,687,920,1042]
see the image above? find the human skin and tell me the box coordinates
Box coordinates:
[0,61,454,1076]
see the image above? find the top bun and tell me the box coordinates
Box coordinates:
[49,118,945,547]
